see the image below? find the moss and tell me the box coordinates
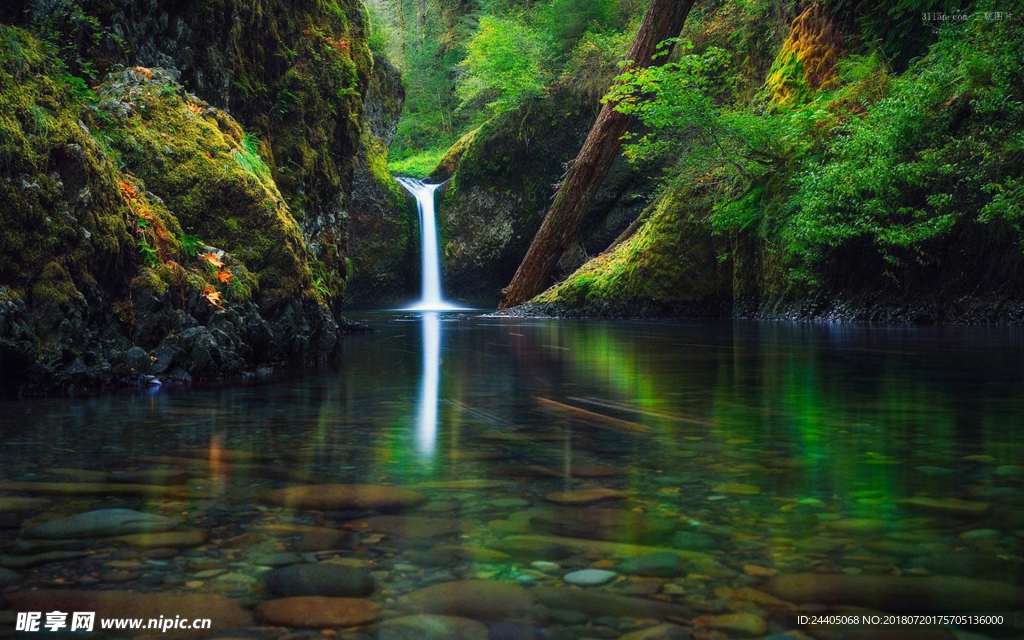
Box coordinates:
[0,25,133,308]
[96,68,314,306]
[535,184,730,314]
[764,3,844,108]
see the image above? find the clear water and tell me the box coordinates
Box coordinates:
[1,315,1023,636]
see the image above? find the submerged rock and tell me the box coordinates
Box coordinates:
[543,488,628,506]
[0,567,19,586]
[265,562,375,597]
[116,530,207,549]
[530,586,691,620]
[529,508,675,544]
[0,497,51,512]
[618,552,686,578]
[763,573,1024,612]
[563,569,617,586]
[898,497,989,517]
[355,515,474,540]
[396,580,544,622]
[705,613,767,637]
[376,614,488,640]
[27,509,181,539]
[262,484,427,511]
[254,596,380,628]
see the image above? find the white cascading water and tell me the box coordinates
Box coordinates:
[395,177,460,311]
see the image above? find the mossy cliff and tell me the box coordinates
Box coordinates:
[0,2,389,393]
[509,3,1024,323]
[434,89,659,304]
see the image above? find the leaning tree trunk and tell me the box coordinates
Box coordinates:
[497,0,697,310]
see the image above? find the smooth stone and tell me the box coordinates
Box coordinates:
[0,567,19,586]
[0,481,205,498]
[488,498,531,508]
[425,545,512,564]
[0,551,88,568]
[563,569,617,586]
[898,497,989,517]
[356,515,474,540]
[530,586,690,620]
[4,591,251,637]
[492,538,572,561]
[262,484,428,511]
[959,529,1000,541]
[618,623,693,640]
[824,518,887,534]
[253,551,303,566]
[710,483,760,495]
[530,561,561,573]
[265,562,374,597]
[255,596,379,628]
[543,488,627,506]
[529,508,675,544]
[763,573,1024,612]
[618,552,686,578]
[706,613,767,637]
[116,530,207,548]
[994,465,1024,477]
[296,529,355,551]
[0,497,51,512]
[416,479,513,490]
[28,508,181,539]
[487,621,547,640]
[377,614,488,640]
[498,535,726,576]
[396,580,544,622]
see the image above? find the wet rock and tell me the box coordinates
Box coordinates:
[396,580,544,622]
[488,621,547,640]
[377,614,488,640]
[421,545,512,565]
[255,596,379,627]
[705,613,767,637]
[920,550,1009,578]
[763,573,1024,612]
[0,550,88,568]
[417,479,513,490]
[898,497,989,517]
[530,587,691,620]
[543,488,627,506]
[710,483,760,495]
[824,518,887,534]
[0,567,19,586]
[529,509,675,544]
[492,538,573,561]
[356,515,474,540]
[618,552,685,578]
[4,590,252,637]
[618,624,693,640]
[262,484,428,511]
[252,552,303,566]
[563,569,617,586]
[27,508,181,539]
[265,562,375,597]
[0,497,51,512]
[530,561,561,573]
[116,530,207,548]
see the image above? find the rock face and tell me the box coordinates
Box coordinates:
[396,580,544,622]
[255,596,380,628]
[3,591,252,638]
[262,484,428,511]
[265,562,375,598]
[433,89,659,304]
[0,0,384,394]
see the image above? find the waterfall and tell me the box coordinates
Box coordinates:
[395,177,460,311]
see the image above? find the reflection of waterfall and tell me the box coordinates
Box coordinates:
[416,312,441,456]
[395,177,460,311]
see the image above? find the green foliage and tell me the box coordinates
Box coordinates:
[179,234,205,258]
[458,15,548,113]
[232,133,271,180]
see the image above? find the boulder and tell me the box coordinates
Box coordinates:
[265,562,375,598]
[27,509,181,539]
[396,580,544,622]
[255,596,379,628]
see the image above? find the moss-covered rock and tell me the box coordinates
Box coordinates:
[437,89,657,304]
[0,26,362,393]
[346,53,416,306]
[524,185,732,318]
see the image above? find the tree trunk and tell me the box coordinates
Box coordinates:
[497,0,697,310]
[418,0,426,41]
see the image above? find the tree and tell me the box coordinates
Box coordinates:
[497,0,698,310]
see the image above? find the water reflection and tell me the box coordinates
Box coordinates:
[416,312,441,457]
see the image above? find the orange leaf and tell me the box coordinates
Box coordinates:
[133,66,154,80]
[202,285,224,309]
[215,269,233,284]
[201,252,224,268]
